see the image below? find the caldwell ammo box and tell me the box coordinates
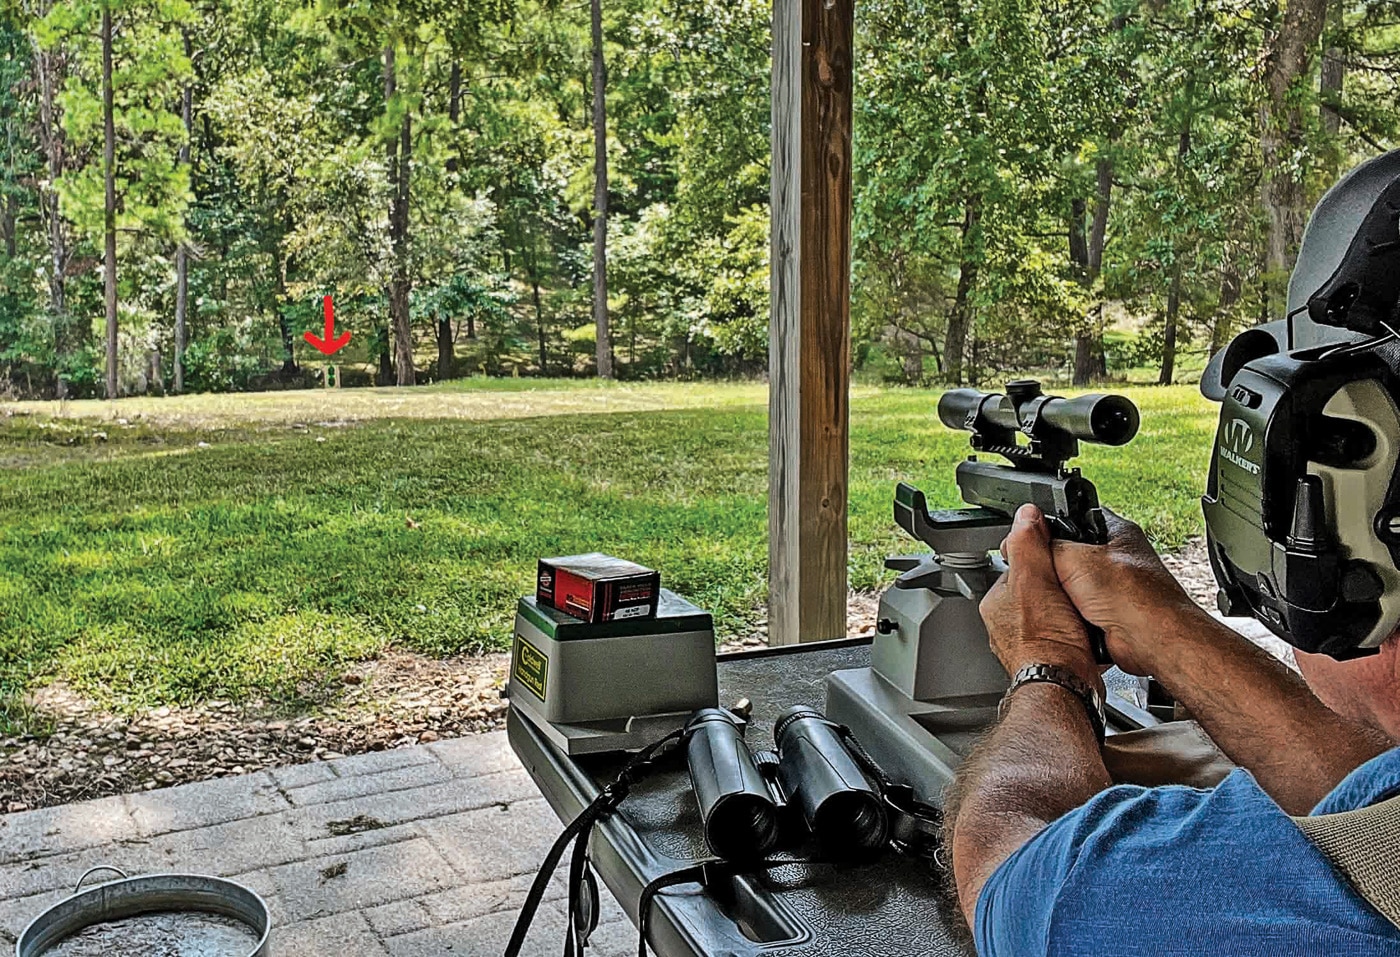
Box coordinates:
[507,589,718,755]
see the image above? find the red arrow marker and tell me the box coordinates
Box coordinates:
[304,295,352,356]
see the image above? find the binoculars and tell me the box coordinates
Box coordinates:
[684,706,888,862]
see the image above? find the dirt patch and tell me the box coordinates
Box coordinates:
[1160,537,1219,610]
[718,589,882,654]
[1,651,509,812]
[326,814,390,837]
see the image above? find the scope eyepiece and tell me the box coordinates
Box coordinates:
[937,384,1140,454]
[1073,393,1139,446]
[773,706,888,860]
[684,708,781,861]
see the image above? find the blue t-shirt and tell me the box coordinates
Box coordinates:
[974,747,1400,956]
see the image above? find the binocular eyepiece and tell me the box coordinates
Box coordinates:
[774,706,888,860]
[684,709,783,862]
[938,380,1140,450]
[684,705,889,863]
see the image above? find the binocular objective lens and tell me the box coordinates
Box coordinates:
[811,791,888,856]
[774,706,889,860]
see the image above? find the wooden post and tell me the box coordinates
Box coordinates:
[768,0,854,646]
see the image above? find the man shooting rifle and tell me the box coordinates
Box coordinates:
[949,152,1400,955]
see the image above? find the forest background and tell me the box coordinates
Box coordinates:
[0,0,1396,400]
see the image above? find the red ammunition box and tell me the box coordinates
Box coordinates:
[536,554,661,624]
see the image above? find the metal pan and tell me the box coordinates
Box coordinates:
[16,867,271,957]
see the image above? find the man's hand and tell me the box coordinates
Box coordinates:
[1049,509,1389,811]
[1050,510,1203,675]
[980,504,1101,690]
[953,505,1114,926]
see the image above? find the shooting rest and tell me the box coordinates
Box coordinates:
[507,589,719,755]
[828,382,1152,807]
[826,486,1015,806]
[827,484,1165,807]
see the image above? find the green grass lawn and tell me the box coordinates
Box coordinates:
[0,379,1219,724]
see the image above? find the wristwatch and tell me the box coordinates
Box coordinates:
[999,663,1107,744]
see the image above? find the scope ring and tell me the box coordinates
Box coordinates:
[1018,393,1052,434]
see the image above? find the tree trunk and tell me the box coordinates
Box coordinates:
[102,7,118,399]
[1076,16,1127,384]
[1212,262,1243,356]
[384,45,415,387]
[174,30,193,394]
[1073,336,1096,386]
[270,240,298,373]
[1259,0,1328,312]
[447,62,462,176]
[1068,198,1089,283]
[2,194,15,259]
[1319,0,1344,137]
[447,60,472,355]
[892,322,924,383]
[1319,0,1345,178]
[1161,110,1193,386]
[943,199,981,386]
[1068,153,1116,383]
[532,273,547,376]
[34,26,72,397]
[390,107,414,386]
[173,251,188,389]
[1069,198,1096,386]
[1161,268,1181,385]
[590,0,613,378]
[437,314,453,380]
[377,340,394,384]
[1088,158,1112,281]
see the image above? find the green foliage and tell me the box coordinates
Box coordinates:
[43,0,193,241]
[2,0,1398,394]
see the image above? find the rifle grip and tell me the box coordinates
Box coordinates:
[1088,623,1112,665]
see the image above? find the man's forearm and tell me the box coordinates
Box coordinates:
[1149,610,1388,814]
[948,683,1111,925]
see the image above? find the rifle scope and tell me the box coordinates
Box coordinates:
[937,381,1140,447]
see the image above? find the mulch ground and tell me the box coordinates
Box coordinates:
[1,652,509,811]
[2,550,1218,812]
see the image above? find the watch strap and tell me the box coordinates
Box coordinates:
[1000,663,1107,744]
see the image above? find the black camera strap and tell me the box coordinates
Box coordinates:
[503,727,686,957]
[634,860,722,957]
